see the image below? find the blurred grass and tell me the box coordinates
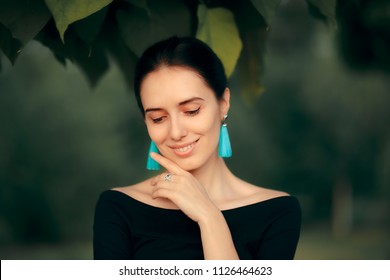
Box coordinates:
[0,225,388,259]
[0,241,92,260]
[295,225,390,260]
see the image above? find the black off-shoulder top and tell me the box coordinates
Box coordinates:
[93,190,301,260]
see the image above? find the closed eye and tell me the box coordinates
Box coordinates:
[185,107,200,116]
[151,116,166,123]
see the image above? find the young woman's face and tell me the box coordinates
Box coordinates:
[140,66,230,171]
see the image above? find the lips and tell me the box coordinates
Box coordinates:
[175,143,194,153]
[170,139,199,157]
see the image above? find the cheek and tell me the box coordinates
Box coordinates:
[195,112,221,141]
[209,121,222,147]
[146,123,167,144]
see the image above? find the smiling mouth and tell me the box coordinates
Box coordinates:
[171,139,199,156]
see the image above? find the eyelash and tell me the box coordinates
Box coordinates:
[185,107,200,116]
[151,107,200,123]
[152,117,165,123]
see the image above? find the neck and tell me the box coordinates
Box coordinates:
[190,154,234,201]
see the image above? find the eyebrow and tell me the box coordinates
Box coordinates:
[144,97,205,114]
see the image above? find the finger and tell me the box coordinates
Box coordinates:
[151,172,170,185]
[150,152,186,175]
[151,182,175,200]
[151,172,179,186]
[152,187,169,199]
[150,175,158,186]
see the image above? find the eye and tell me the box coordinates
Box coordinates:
[151,116,166,123]
[185,107,200,116]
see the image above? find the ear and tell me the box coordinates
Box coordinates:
[219,88,231,119]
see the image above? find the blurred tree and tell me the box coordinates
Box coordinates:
[0,43,144,243]
[337,0,390,73]
[253,1,390,235]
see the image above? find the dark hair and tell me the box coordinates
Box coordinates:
[134,36,227,115]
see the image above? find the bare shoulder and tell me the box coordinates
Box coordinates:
[112,179,151,199]
[250,182,290,201]
[222,176,290,210]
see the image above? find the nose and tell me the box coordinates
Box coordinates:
[169,115,187,141]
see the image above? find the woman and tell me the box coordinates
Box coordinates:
[93,36,301,260]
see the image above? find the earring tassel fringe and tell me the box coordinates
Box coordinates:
[146,141,160,170]
[218,124,232,158]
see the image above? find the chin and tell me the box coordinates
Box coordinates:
[176,161,200,172]
[173,157,204,172]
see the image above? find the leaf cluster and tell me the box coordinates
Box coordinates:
[1,0,337,98]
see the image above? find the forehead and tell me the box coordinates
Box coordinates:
[140,66,216,107]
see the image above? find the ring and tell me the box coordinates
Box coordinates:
[164,173,173,182]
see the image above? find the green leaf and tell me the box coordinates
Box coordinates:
[73,6,109,45]
[64,26,110,87]
[196,4,242,78]
[34,19,68,66]
[307,0,337,28]
[227,0,268,100]
[124,0,149,11]
[249,0,282,27]
[36,17,109,87]
[116,0,193,57]
[0,0,51,45]
[0,23,22,65]
[71,43,109,88]
[44,0,113,41]
[235,30,266,101]
[100,18,139,90]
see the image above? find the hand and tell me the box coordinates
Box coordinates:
[150,152,239,260]
[149,152,218,223]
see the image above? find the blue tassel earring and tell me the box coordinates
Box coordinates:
[146,141,160,170]
[218,114,232,158]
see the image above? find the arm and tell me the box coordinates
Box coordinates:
[198,207,239,260]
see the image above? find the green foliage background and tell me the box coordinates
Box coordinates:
[0,0,389,259]
[1,0,341,96]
